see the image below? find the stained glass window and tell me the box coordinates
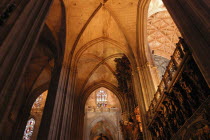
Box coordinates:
[22,118,35,140]
[96,90,107,107]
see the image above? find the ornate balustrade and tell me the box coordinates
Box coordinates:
[147,37,189,123]
[147,37,210,139]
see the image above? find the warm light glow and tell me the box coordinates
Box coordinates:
[148,0,166,17]
[32,94,43,109]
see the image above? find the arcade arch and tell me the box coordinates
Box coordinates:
[83,87,123,140]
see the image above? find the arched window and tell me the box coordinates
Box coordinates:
[23,118,35,140]
[96,90,107,107]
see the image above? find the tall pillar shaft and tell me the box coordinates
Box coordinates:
[132,69,152,140]
[137,65,156,109]
[38,62,77,140]
[0,0,53,137]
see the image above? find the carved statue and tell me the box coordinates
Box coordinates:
[120,113,142,140]
[115,55,132,94]
[149,126,157,137]
[155,116,164,139]
[173,83,193,116]
[120,120,129,140]
[164,92,186,126]
[184,61,210,98]
[179,77,200,109]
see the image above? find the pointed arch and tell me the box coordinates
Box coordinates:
[81,80,126,113]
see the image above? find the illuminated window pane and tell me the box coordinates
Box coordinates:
[96,90,107,107]
[23,118,35,140]
[32,94,43,109]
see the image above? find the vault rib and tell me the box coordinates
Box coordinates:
[79,53,124,93]
[70,0,110,59]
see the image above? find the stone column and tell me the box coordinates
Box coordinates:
[162,0,210,86]
[68,93,83,140]
[132,68,152,140]
[136,65,156,109]
[0,0,53,137]
[38,61,67,139]
[75,110,85,140]
[38,60,78,140]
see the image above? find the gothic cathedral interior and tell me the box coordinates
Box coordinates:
[0,0,209,140]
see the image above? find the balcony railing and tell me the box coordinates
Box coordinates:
[146,37,210,139]
[147,37,189,124]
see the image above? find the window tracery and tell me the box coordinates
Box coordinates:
[96,90,107,107]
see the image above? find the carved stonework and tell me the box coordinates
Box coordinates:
[120,111,143,140]
[172,97,210,140]
[147,39,210,140]
[114,55,132,94]
[115,55,137,114]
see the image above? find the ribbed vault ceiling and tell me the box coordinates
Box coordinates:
[148,0,166,17]
[147,11,181,59]
[66,0,138,94]
[45,0,181,94]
